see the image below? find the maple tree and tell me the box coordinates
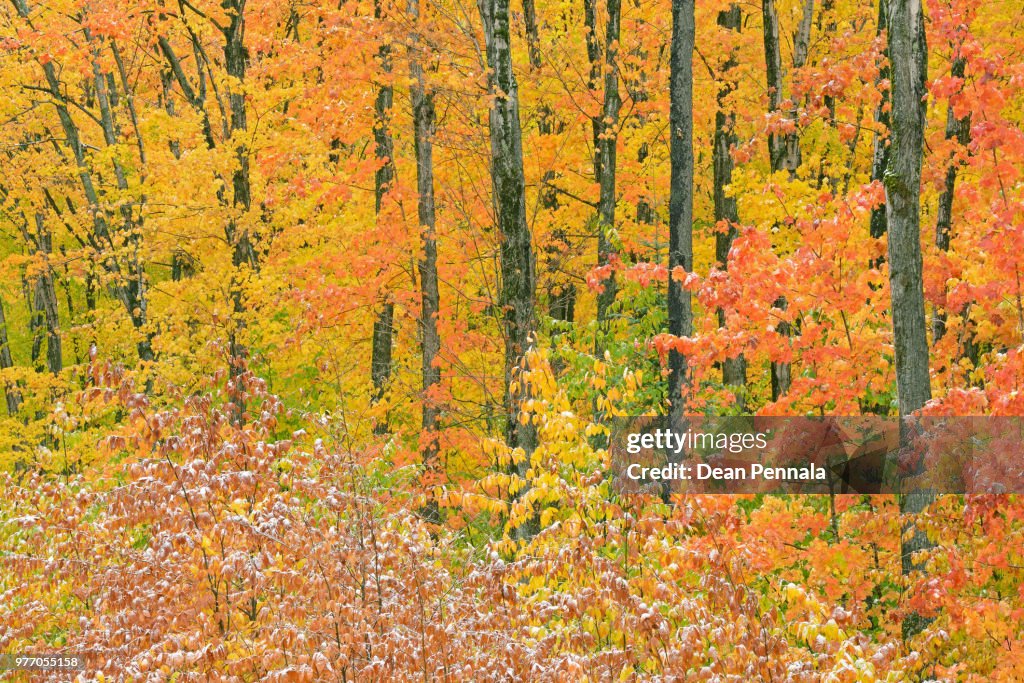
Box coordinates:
[0,0,1023,679]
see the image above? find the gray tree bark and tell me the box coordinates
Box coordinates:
[714,5,746,409]
[522,0,542,69]
[0,296,21,416]
[869,0,892,244]
[371,0,398,435]
[585,0,622,347]
[761,0,791,400]
[884,0,933,641]
[762,0,812,175]
[761,0,813,401]
[409,0,443,478]
[27,214,62,375]
[479,0,538,457]
[668,0,695,424]
[160,64,197,286]
[762,0,786,169]
[933,52,971,346]
[222,0,257,405]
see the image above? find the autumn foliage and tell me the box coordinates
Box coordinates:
[0,0,1023,679]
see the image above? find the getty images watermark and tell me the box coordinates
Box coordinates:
[623,427,827,483]
[609,416,1024,496]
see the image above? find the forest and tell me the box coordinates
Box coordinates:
[0,0,1022,679]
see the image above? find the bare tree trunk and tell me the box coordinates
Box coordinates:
[409,0,442,484]
[885,0,933,641]
[762,0,784,161]
[370,305,394,397]
[762,0,808,175]
[668,0,695,424]
[820,0,837,118]
[58,246,83,364]
[29,214,62,375]
[632,76,654,225]
[0,296,21,416]
[532,1,572,328]
[585,0,622,349]
[631,49,654,225]
[522,0,542,69]
[85,269,97,312]
[160,66,198,286]
[27,275,43,371]
[371,0,398,435]
[221,0,257,418]
[160,70,184,160]
[761,0,812,401]
[479,0,538,457]
[933,52,971,345]
[714,5,746,409]
[157,4,259,399]
[793,0,815,80]
[762,0,790,400]
[869,0,892,244]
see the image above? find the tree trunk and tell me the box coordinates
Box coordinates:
[714,5,746,409]
[820,0,837,118]
[370,305,395,409]
[409,0,442,478]
[58,247,83,365]
[869,0,892,244]
[632,54,653,226]
[532,1,569,327]
[762,0,790,173]
[522,0,542,69]
[761,0,812,400]
[668,0,695,424]
[479,0,538,457]
[160,61,198,283]
[793,0,815,77]
[774,0,814,173]
[29,214,62,375]
[884,0,933,641]
[933,52,971,345]
[222,0,255,417]
[0,296,21,416]
[157,5,255,388]
[371,0,398,435]
[587,0,622,348]
[762,0,791,400]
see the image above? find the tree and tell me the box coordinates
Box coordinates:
[11,0,154,366]
[667,0,695,424]
[478,0,537,456]
[761,0,814,402]
[371,0,398,434]
[932,45,972,346]
[222,0,257,409]
[154,0,259,410]
[713,4,746,409]
[0,295,21,415]
[585,0,622,348]
[409,0,443,488]
[869,0,892,245]
[883,0,933,640]
[27,216,61,375]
